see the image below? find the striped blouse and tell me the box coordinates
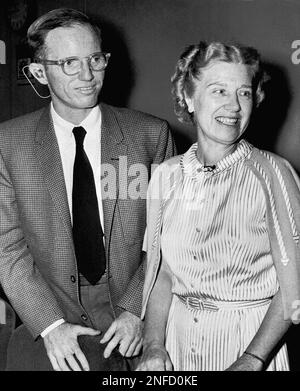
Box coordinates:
[161,139,279,302]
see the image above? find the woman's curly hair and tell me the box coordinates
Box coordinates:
[171,41,269,124]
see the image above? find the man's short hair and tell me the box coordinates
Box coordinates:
[27,8,102,60]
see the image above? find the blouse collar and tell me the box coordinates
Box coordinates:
[181,139,253,178]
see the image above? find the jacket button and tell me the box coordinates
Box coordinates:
[81,314,88,321]
[70,275,76,283]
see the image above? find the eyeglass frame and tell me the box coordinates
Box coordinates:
[35,51,111,76]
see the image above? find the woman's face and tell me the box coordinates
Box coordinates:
[185,61,254,146]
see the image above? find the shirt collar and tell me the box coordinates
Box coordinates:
[50,103,102,138]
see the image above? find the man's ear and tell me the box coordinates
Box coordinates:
[28,63,48,85]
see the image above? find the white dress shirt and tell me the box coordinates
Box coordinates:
[41,104,103,338]
[51,103,103,225]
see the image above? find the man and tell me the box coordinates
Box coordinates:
[0,8,176,371]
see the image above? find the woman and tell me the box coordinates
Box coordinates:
[137,41,300,371]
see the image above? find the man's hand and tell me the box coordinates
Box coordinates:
[100,311,143,358]
[43,322,100,371]
[225,353,264,371]
[135,342,173,371]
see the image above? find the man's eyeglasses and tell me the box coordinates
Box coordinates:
[36,52,111,76]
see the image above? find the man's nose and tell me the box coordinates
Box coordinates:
[78,59,94,81]
[225,93,241,111]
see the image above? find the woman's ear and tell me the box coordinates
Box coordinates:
[28,63,48,85]
[184,93,194,113]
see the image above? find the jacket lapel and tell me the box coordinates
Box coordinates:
[100,103,127,253]
[34,107,73,244]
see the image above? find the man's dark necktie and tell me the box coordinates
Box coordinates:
[72,126,106,285]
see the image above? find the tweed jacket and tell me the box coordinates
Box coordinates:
[0,103,176,338]
[141,142,300,322]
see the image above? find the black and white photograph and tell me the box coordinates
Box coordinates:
[1,0,300,384]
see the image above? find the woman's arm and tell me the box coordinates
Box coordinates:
[226,289,291,370]
[136,260,173,371]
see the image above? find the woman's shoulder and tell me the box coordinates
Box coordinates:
[248,146,300,188]
[151,154,182,177]
[249,146,295,172]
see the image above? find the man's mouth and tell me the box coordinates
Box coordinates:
[216,116,239,125]
[77,86,96,93]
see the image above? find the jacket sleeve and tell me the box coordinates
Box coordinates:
[153,120,177,165]
[115,121,176,317]
[140,165,166,319]
[0,150,64,338]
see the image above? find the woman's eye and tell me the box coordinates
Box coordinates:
[213,89,225,95]
[240,90,252,98]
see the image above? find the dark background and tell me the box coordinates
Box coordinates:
[1,0,300,165]
[0,0,300,370]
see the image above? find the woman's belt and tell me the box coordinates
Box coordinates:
[176,294,271,312]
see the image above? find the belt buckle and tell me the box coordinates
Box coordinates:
[186,296,204,311]
[185,296,219,312]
